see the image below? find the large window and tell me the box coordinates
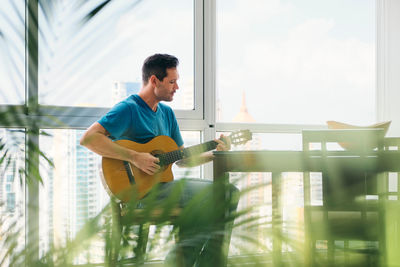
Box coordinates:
[216,0,376,125]
[216,1,377,260]
[2,0,392,264]
[39,0,195,110]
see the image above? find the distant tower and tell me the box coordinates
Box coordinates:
[231,92,305,250]
[112,82,141,105]
[232,91,255,123]
[230,92,270,251]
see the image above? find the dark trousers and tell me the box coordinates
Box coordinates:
[139,178,239,267]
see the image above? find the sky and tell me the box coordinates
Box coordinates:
[216,0,376,125]
[0,0,377,125]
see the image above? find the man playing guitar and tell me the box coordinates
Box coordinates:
[80,53,238,267]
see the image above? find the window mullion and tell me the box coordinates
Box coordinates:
[203,0,216,179]
[25,0,40,262]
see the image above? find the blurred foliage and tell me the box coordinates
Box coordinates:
[1,0,399,267]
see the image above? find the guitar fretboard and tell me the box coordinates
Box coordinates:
[158,140,218,166]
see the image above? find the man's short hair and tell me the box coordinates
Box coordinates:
[142,54,179,84]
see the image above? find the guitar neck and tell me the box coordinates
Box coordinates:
[159,140,218,166]
[184,140,219,158]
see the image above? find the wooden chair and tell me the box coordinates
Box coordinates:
[382,137,400,198]
[109,197,182,265]
[382,137,400,266]
[302,128,387,266]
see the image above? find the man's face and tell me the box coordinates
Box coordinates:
[154,68,179,102]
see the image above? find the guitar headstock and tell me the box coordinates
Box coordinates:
[228,129,252,146]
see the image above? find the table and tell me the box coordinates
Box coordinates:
[212,150,400,266]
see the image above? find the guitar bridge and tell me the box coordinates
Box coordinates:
[123,161,135,184]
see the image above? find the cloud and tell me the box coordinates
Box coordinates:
[217,12,375,124]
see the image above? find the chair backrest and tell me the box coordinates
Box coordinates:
[302,128,385,208]
[383,137,400,200]
[302,128,385,153]
[384,137,400,151]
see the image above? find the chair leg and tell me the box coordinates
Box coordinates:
[110,201,122,265]
[328,240,335,266]
[134,223,150,263]
[344,240,349,266]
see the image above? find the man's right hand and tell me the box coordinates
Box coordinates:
[80,122,161,175]
[131,152,160,175]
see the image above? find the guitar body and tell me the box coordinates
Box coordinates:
[101,130,252,203]
[102,136,179,202]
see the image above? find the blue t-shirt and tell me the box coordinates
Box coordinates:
[98,94,184,147]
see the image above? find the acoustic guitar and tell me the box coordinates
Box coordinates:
[101,130,252,202]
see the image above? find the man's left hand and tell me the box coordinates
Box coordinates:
[215,134,231,151]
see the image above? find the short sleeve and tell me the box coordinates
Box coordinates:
[97,102,131,140]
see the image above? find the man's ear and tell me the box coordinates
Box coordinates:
[149,75,158,86]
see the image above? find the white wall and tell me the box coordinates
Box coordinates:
[379,0,400,136]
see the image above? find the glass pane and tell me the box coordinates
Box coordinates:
[229,171,304,255]
[217,0,376,125]
[229,171,273,255]
[0,0,25,104]
[39,129,201,262]
[39,0,194,110]
[218,131,302,151]
[39,129,108,263]
[172,131,201,179]
[216,132,305,255]
[0,128,25,264]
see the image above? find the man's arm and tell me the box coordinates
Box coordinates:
[80,122,160,175]
[176,134,231,168]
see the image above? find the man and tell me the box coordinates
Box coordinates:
[80,54,238,266]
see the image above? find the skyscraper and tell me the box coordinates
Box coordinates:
[112,81,141,105]
[0,129,25,264]
[0,129,24,216]
[39,129,107,263]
